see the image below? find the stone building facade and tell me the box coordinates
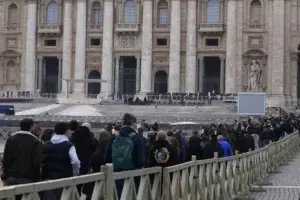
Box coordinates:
[0,0,299,105]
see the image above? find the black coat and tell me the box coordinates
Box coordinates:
[70,126,98,175]
[188,135,203,160]
[148,140,177,168]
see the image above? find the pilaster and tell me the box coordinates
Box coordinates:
[74,0,87,94]
[225,0,237,93]
[140,0,153,94]
[100,0,114,97]
[24,0,37,91]
[62,0,73,94]
[168,0,181,93]
[185,0,197,93]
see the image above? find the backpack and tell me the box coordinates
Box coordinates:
[111,132,135,170]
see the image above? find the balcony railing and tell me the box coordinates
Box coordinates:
[87,24,103,32]
[115,23,140,34]
[3,25,20,33]
[38,24,62,35]
[246,24,265,30]
[198,23,225,34]
[153,24,170,32]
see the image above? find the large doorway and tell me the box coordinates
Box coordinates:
[121,56,136,95]
[43,57,59,93]
[154,70,168,93]
[87,70,101,95]
[203,57,221,94]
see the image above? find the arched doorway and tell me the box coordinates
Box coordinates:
[154,70,168,93]
[87,70,101,95]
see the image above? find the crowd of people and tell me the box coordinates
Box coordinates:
[0,113,299,200]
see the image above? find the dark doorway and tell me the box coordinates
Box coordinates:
[121,56,136,95]
[203,57,221,94]
[88,70,101,95]
[297,45,300,102]
[43,57,59,93]
[154,70,168,93]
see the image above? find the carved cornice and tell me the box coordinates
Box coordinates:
[25,0,37,3]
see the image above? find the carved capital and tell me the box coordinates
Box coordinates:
[219,55,225,60]
[37,56,43,60]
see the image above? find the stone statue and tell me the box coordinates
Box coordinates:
[248,60,262,92]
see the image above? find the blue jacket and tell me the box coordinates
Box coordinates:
[105,127,144,171]
[218,139,233,157]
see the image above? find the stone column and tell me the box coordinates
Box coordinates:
[220,56,225,94]
[225,0,237,93]
[140,0,153,94]
[135,56,141,93]
[115,56,120,99]
[271,0,285,98]
[198,57,204,93]
[58,57,62,92]
[168,0,181,93]
[185,0,197,93]
[24,0,37,92]
[100,0,114,97]
[62,0,73,94]
[38,57,43,91]
[291,55,298,108]
[74,0,86,95]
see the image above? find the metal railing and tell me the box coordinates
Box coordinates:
[0,132,298,199]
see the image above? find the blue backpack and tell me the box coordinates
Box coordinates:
[111,132,135,170]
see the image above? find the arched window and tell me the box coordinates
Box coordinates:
[6,61,16,84]
[124,0,136,24]
[8,4,18,26]
[157,0,168,25]
[206,0,220,24]
[250,0,262,25]
[92,1,102,25]
[46,2,59,25]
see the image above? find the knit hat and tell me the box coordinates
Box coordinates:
[82,122,92,131]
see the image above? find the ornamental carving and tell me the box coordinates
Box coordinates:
[119,36,136,47]
[154,57,168,65]
[87,56,101,64]
[248,36,263,48]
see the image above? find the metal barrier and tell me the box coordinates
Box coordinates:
[0,132,298,200]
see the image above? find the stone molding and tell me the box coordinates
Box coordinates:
[25,0,37,3]
[290,52,298,61]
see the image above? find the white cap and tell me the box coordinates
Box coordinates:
[82,122,92,130]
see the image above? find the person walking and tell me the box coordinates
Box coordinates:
[1,119,42,186]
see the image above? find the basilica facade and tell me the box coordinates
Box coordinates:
[0,0,299,105]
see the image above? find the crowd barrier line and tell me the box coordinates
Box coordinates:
[0,132,299,200]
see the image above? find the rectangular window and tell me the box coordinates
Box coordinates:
[158,8,168,24]
[205,38,219,46]
[156,38,167,46]
[44,39,56,46]
[90,38,101,46]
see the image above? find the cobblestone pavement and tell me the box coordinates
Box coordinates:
[250,152,300,200]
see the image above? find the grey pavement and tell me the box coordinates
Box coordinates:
[250,152,300,200]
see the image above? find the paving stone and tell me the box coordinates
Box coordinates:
[250,152,300,200]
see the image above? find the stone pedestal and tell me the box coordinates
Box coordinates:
[57,92,100,104]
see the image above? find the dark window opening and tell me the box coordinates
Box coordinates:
[90,38,101,46]
[44,40,57,46]
[205,39,219,46]
[156,38,167,46]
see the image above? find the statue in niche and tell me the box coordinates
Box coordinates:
[248,60,262,92]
